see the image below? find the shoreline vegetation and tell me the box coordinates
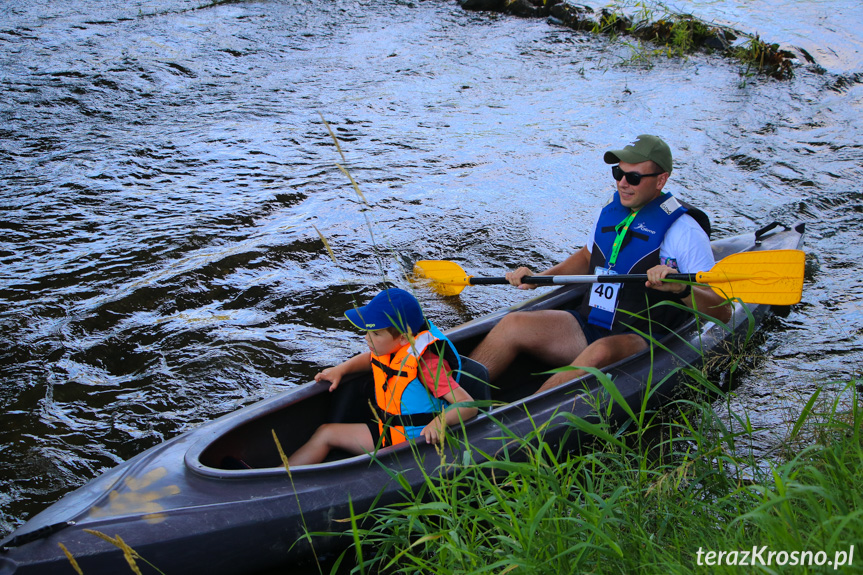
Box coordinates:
[328,375,861,574]
[62,375,861,574]
[459,0,796,80]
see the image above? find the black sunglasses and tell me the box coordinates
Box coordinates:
[612,165,664,186]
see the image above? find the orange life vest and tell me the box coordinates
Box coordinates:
[370,330,448,447]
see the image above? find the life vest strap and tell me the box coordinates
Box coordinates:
[370,357,408,393]
[376,406,437,428]
[370,357,407,378]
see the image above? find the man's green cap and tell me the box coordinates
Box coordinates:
[603,135,673,174]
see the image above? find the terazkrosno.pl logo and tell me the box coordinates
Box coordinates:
[696,546,854,569]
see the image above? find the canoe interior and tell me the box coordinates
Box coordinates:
[198,223,783,472]
[197,298,575,470]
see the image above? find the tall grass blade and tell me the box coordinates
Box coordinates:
[319,112,345,163]
[58,543,83,575]
[336,164,368,206]
[789,386,822,441]
[272,430,322,574]
[81,529,164,575]
[312,224,339,265]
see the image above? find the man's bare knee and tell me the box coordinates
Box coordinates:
[584,340,616,367]
[579,335,647,370]
[494,311,533,333]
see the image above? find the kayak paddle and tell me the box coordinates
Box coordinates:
[413,249,805,305]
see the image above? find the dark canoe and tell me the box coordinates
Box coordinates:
[0,223,805,575]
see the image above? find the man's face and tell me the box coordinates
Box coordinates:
[614,160,669,211]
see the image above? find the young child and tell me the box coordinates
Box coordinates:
[288,288,478,466]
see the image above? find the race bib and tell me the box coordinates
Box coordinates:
[588,267,620,313]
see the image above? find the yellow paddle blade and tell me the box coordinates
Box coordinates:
[412,260,472,296]
[697,249,805,305]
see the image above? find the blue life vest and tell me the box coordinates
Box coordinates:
[579,192,694,335]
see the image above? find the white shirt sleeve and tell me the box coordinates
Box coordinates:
[659,214,715,273]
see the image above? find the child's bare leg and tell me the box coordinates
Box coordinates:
[287,423,375,467]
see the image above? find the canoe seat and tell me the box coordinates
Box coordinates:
[456,357,491,403]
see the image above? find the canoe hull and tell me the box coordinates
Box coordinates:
[0,223,805,575]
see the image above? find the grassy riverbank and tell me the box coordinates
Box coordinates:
[330,375,861,574]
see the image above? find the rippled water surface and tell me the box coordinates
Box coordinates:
[1,0,861,552]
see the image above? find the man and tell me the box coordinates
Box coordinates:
[469,135,731,394]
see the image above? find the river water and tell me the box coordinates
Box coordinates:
[1,0,861,551]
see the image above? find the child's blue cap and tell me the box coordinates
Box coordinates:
[345,288,425,333]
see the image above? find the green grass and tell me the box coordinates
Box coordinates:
[328,373,862,574]
[733,34,795,86]
[522,0,796,79]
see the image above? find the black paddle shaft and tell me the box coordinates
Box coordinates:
[469,274,697,286]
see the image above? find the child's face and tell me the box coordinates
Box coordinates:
[365,329,406,356]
